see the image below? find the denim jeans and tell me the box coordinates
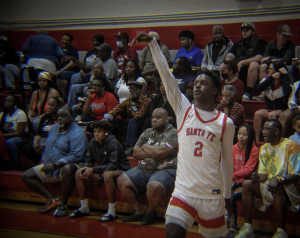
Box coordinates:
[125,118,144,147]
[6,137,31,169]
[57,70,77,83]
[70,72,89,85]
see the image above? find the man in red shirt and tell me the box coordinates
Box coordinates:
[112,31,138,74]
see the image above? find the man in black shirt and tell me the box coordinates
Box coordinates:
[226,22,267,100]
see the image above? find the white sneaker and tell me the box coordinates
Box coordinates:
[252,94,264,101]
[235,224,254,238]
[272,228,288,238]
[242,93,251,100]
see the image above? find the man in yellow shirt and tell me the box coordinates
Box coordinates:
[236,119,300,238]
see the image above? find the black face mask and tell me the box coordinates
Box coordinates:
[221,73,229,80]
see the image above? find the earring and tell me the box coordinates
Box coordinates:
[105,133,108,136]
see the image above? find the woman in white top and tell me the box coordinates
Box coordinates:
[0,95,31,170]
[115,60,147,103]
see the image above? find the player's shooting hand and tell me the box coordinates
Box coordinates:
[129,33,154,47]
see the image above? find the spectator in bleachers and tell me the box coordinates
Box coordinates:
[236,119,300,238]
[279,80,300,137]
[201,25,233,74]
[59,34,104,90]
[116,60,147,103]
[63,43,118,90]
[118,108,178,225]
[113,31,139,74]
[289,112,300,144]
[22,96,64,164]
[172,56,196,94]
[22,105,88,217]
[73,76,118,122]
[0,35,20,90]
[139,31,170,92]
[217,85,246,131]
[55,33,79,100]
[69,121,130,221]
[216,60,244,104]
[68,63,104,108]
[173,30,203,71]
[253,61,292,142]
[290,57,299,82]
[226,125,259,236]
[142,78,177,131]
[226,22,267,100]
[28,71,60,132]
[248,24,295,101]
[103,81,151,156]
[0,95,31,170]
[185,82,194,103]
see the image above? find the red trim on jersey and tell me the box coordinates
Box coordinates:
[196,214,226,229]
[170,197,197,218]
[177,106,192,134]
[194,105,221,124]
[220,114,227,141]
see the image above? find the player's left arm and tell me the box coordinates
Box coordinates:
[221,118,235,199]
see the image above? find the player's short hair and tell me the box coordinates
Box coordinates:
[197,69,221,99]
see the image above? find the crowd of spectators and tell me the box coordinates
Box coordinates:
[0,22,299,238]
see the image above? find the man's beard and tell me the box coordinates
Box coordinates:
[242,34,253,42]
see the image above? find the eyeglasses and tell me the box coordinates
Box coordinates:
[92,84,104,87]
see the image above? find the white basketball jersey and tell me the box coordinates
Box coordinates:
[174,104,228,199]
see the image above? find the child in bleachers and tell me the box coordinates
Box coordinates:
[226,125,259,236]
[289,113,300,144]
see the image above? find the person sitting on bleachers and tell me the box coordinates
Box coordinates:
[22,96,64,164]
[115,60,147,103]
[278,80,300,137]
[142,77,177,131]
[173,30,203,71]
[28,71,60,132]
[235,119,300,238]
[0,35,20,90]
[201,25,233,75]
[118,108,178,225]
[69,121,130,221]
[217,85,246,131]
[216,60,244,104]
[103,81,151,156]
[225,125,259,237]
[226,22,267,100]
[73,76,119,122]
[55,33,79,100]
[0,95,31,170]
[253,61,292,142]
[59,34,104,89]
[22,105,88,217]
[289,112,300,144]
[172,56,195,94]
[112,31,139,75]
[139,31,170,92]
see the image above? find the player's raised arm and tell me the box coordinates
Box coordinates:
[130,33,190,117]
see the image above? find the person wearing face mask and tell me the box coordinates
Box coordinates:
[215,60,244,104]
[201,25,233,75]
[112,31,139,74]
[226,22,267,99]
[173,30,203,71]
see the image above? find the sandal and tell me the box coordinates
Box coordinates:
[99,213,118,222]
[38,198,60,213]
[69,209,90,218]
[122,213,145,222]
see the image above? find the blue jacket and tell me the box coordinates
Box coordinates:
[22,34,64,64]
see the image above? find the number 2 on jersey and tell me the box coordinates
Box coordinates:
[194,141,203,157]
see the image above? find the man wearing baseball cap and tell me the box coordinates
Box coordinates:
[226,22,267,100]
[112,31,138,74]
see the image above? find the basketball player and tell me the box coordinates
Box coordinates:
[130,33,234,238]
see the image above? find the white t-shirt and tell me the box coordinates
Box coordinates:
[3,108,29,133]
[116,77,146,103]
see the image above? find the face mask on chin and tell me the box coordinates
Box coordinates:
[117,41,124,48]
[94,46,101,50]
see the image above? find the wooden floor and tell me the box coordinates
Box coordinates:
[0,200,287,238]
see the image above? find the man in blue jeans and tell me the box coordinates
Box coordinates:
[117,108,178,225]
[103,81,151,156]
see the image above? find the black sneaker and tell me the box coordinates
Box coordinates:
[122,213,145,222]
[141,212,156,225]
[125,147,134,157]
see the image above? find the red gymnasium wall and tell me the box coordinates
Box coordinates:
[1,19,300,52]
